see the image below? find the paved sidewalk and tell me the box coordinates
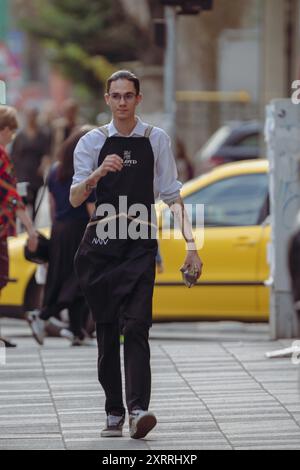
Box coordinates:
[0,319,300,450]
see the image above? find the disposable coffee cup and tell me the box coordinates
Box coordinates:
[17,182,29,197]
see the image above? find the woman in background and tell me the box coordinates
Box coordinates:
[27,127,95,346]
[0,105,38,347]
[11,106,51,219]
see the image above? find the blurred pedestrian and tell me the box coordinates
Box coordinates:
[38,101,57,170]
[70,70,203,439]
[10,107,51,220]
[27,127,96,347]
[51,99,80,159]
[176,138,194,183]
[0,105,38,347]
[39,101,57,137]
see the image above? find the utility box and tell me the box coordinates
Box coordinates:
[265,99,300,339]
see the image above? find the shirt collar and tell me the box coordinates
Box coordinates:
[108,116,146,137]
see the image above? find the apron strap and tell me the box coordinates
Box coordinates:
[144,126,153,139]
[99,125,109,138]
[99,125,153,138]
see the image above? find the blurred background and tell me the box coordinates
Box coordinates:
[2,0,300,340]
[1,0,299,181]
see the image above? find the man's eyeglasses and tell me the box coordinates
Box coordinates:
[108,93,137,103]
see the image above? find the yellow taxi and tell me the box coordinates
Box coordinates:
[0,228,49,319]
[0,160,270,322]
[153,159,270,321]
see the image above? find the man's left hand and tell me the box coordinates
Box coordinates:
[181,251,203,280]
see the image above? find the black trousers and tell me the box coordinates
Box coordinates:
[96,318,151,416]
[0,237,8,291]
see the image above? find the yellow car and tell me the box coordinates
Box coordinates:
[153,159,270,321]
[0,228,50,319]
[0,160,270,322]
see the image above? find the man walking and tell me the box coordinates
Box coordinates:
[70,71,203,439]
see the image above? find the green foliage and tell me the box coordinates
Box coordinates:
[19,0,150,101]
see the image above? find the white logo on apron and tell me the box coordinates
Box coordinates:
[92,238,109,246]
[123,150,137,167]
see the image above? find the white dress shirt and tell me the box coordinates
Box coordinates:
[72,117,182,204]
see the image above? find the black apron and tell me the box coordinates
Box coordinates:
[74,126,158,325]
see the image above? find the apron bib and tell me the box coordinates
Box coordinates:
[75,126,158,324]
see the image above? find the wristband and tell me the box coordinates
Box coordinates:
[186,240,197,251]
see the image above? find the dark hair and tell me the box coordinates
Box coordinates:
[56,126,94,182]
[106,70,140,95]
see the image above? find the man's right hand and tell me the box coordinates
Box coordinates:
[93,154,123,182]
[70,155,123,208]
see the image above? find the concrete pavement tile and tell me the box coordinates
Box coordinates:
[0,424,60,435]
[0,417,58,427]
[65,439,149,450]
[54,400,103,411]
[2,320,300,450]
[0,438,65,450]
[0,405,56,416]
[0,380,47,389]
[230,436,300,446]
[0,433,61,439]
[235,444,300,450]
[0,396,52,405]
[148,442,231,450]
[219,420,300,433]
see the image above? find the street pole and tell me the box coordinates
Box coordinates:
[266,98,300,339]
[164,6,177,146]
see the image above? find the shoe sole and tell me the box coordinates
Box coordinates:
[130,414,157,439]
[101,429,123,438]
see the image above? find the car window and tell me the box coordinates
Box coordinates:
[234,133,260,147]
[199,126,231,161]
[162,173,268,229]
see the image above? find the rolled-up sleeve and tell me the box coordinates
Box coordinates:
[155,130,182,204]
[72,133,97,186]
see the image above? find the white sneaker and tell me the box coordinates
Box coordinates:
[60,328,74,342]
[26,310,46,346]
[129,410,157,439]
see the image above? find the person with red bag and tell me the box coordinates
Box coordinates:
[0,105,38,347]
